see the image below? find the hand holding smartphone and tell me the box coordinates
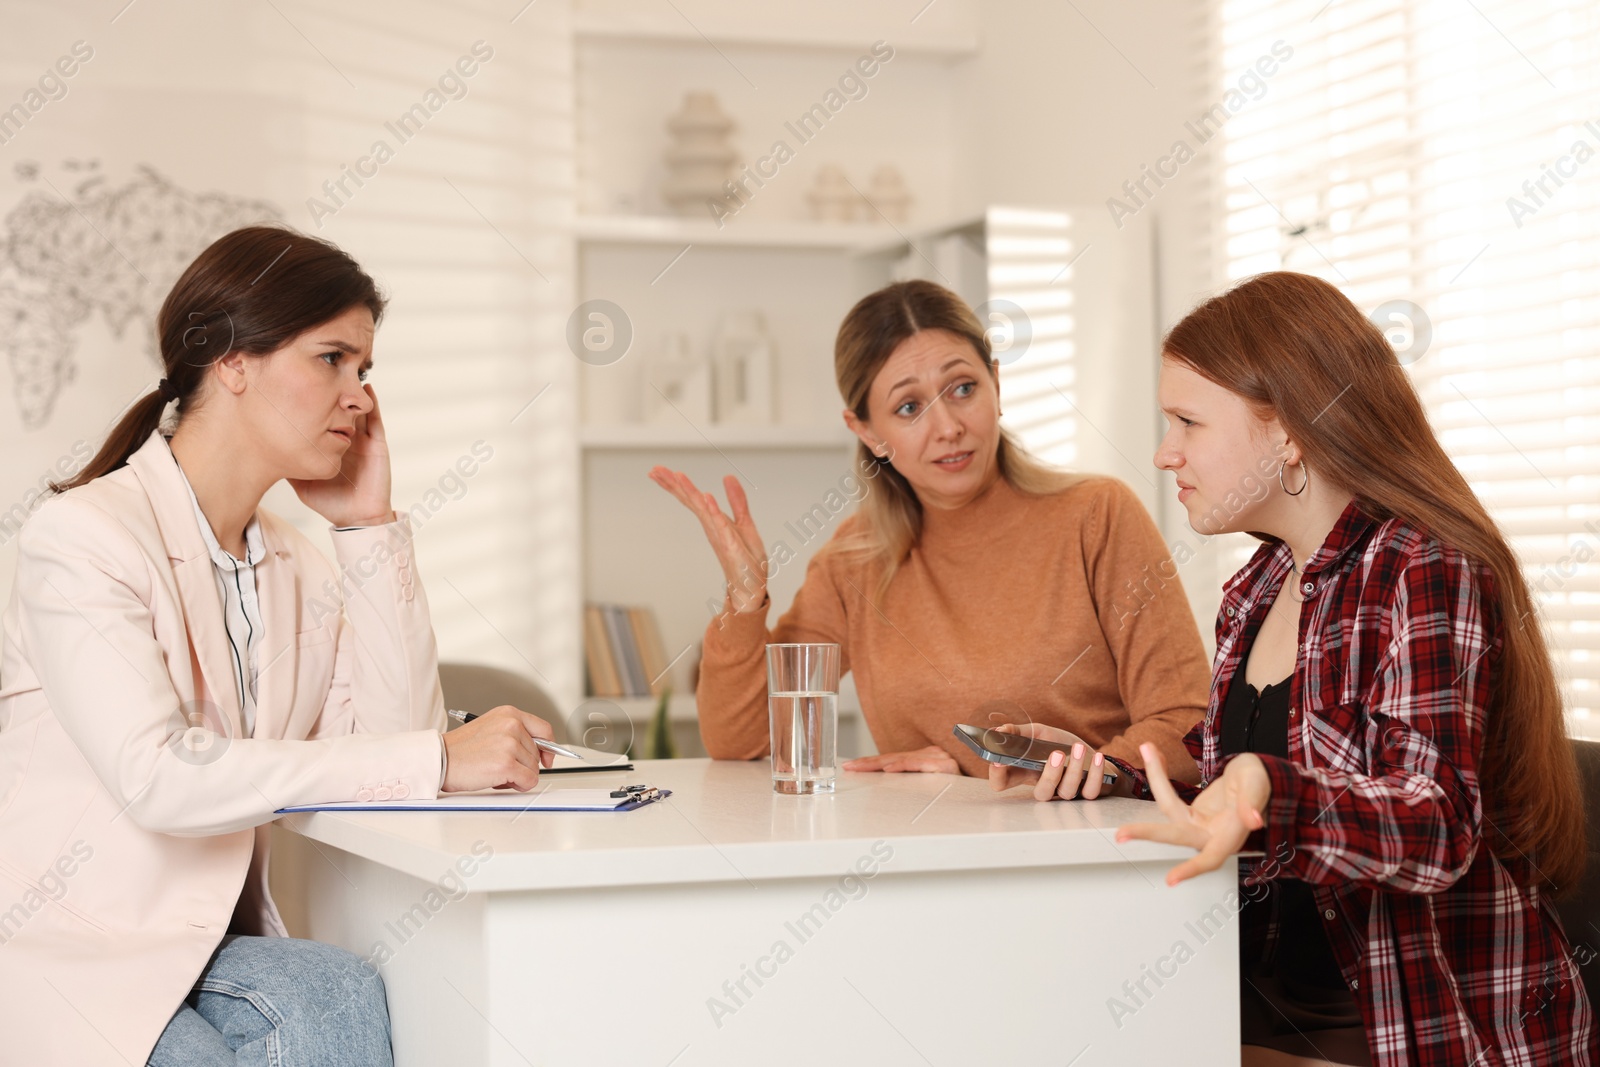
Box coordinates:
[956,723,1120,795]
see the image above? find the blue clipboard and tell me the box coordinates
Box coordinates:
[277,785,672,814]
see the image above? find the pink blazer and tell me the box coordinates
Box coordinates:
[0,431,446,1066]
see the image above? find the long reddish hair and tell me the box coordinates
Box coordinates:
[1165,271,1584,895]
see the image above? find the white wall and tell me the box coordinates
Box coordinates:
[0,0,582,703]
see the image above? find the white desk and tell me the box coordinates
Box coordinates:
[280,759,1241,1066]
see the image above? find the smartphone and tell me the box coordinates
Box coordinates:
[952,724,1117,785]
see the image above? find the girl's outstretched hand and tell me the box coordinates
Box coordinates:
[1116,743,1272,886]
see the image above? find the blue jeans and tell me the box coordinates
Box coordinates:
[147,935,393,1067]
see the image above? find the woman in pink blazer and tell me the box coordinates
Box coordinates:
[0,227,555,1066]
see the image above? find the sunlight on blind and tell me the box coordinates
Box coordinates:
[1213,0,1600,734]
[989,207,1079,469]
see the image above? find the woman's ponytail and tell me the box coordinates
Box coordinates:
[52,390,171,492]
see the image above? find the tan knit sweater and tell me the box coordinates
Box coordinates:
[697,474,1209,780]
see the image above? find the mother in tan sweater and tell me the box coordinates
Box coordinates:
[650,279,1208,795]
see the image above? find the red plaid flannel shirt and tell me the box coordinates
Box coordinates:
[1112,502,1595,1066]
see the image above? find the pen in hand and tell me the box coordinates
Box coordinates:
[446,708,582,760]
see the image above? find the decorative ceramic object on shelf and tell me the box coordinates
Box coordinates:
[712,311,775,424]
[868,165,912,224]
[661,92,739,218]
[807,164,859,222]
[642,333,713,425]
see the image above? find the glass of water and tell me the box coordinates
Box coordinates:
[765,643,840,794]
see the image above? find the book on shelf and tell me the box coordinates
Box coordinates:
[582,606,620,696]
[584,602,670,698]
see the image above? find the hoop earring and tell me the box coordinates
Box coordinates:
[1278,460,1309,497]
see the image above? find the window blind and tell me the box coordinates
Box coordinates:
[1210,0,1600,735]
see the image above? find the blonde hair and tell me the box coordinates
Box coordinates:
[834,279,1084,599]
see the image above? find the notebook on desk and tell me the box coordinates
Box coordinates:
[541,745,634,774]
[276,785,670,813]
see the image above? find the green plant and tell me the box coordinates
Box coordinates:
[646,687,678,760]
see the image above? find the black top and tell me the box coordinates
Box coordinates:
[1219,672,1293,761]
[1220,671,1354,996]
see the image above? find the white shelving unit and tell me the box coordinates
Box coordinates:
[572,10,981,59]
[571,214,897,762]
[570,13,959,753]
[570,214,887,250]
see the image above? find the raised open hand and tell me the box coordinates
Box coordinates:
[648,468,769,614]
